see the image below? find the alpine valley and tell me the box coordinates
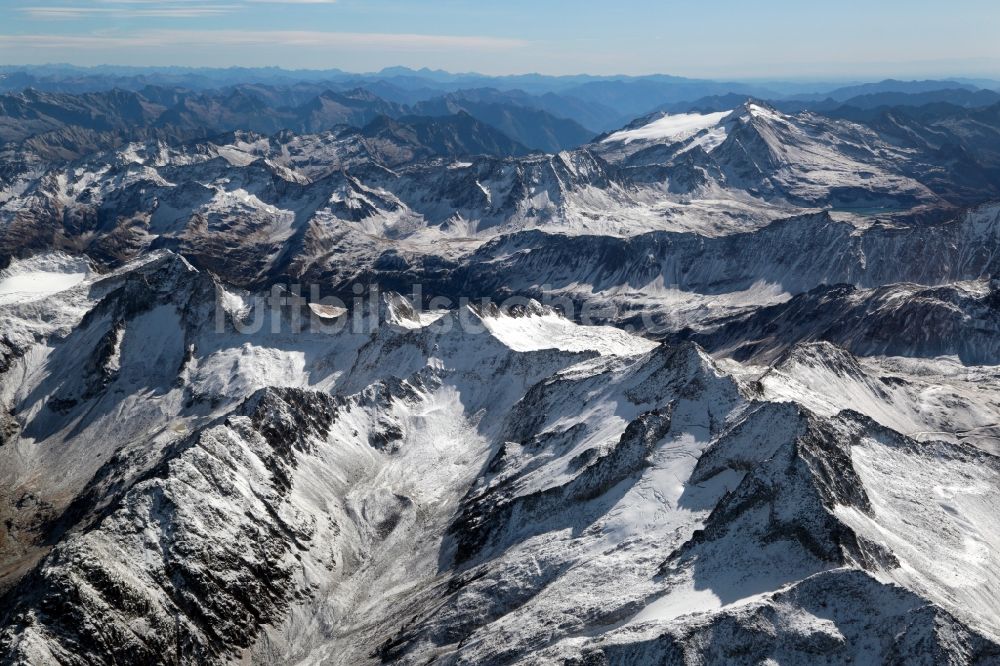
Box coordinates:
[2,68,1000,665]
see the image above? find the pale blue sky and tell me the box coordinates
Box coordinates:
[0,0,997,79]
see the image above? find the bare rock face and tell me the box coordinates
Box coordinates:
[0,387,342,664]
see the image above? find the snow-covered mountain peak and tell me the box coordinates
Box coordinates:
[771,340,870,379]
[730,98,787,124]
[5,80,1000,664]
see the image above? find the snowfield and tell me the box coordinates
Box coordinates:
[0,253,90,306]
[603,110,733,144]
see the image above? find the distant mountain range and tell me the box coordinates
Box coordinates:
[4,65,1000,135]
[4,70,1000,164]
[0,85,590,154]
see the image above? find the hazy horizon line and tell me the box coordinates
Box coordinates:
[1,62,998,85]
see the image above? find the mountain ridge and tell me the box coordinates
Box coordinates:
[3,73,1000,664]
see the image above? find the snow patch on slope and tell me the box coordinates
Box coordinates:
[480,307,657,356]
[0,253,90,305]
[604,110,732,145]
[837,436,1000,641]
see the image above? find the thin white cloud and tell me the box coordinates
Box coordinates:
[20,0,337,19]
[94,0,222,3]
[21,5,239,18]
[0,30,528,51]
